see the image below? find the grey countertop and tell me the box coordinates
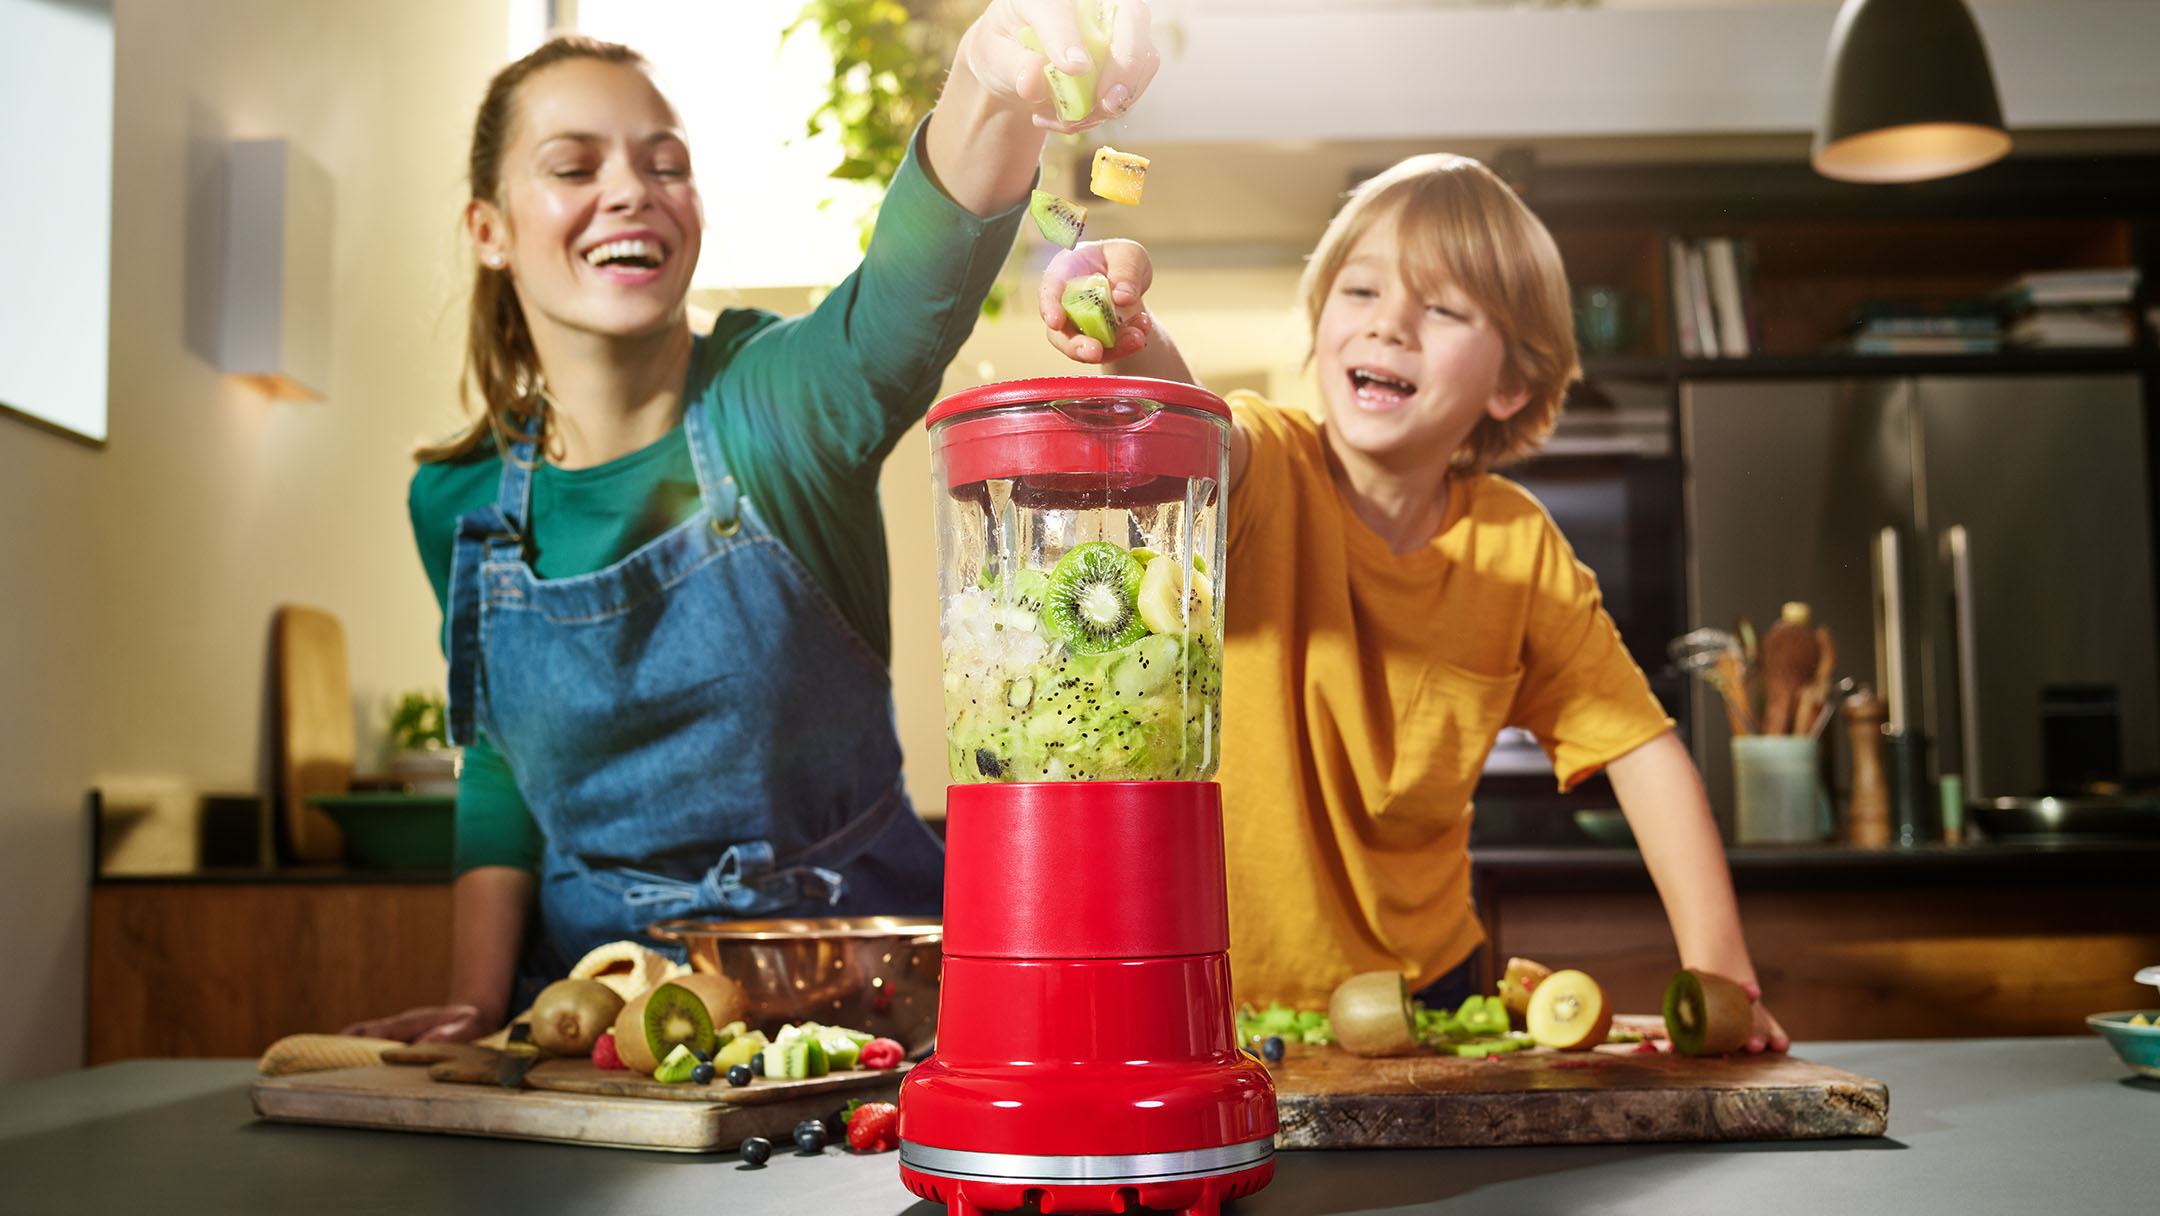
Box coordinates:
[2,1037,2151,1215]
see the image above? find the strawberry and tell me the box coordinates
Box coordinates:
[845,1101,900,1153]
[592,1030,626,1071]
[858,1037,905,1070]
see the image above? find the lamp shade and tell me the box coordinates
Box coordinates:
[1812,0,2011,184]
[219,139,331,401]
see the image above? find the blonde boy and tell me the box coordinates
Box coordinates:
[1043,153,1787,1050]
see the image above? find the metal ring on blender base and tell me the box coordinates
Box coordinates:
[897,1137,1274,1184]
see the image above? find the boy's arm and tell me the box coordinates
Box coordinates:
[1603,730,1791,1052]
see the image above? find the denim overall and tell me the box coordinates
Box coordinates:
[444,398,944,979]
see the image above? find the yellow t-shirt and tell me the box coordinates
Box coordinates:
[1221,393,1673,1007]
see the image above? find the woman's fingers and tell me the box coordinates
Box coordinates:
[339,1004,481,1044]
[1096,0,1160,118]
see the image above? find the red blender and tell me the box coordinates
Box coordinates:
[898,376,1276,1216]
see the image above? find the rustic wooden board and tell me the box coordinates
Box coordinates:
[1269,1042,1888,1148]
[251,1064,903,1153]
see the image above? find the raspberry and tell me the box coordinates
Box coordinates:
[591,1031,626,1071]
[858,1037,904,1069]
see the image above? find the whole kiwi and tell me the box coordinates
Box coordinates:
[1329,970,1419,1057]
[528,978,625,1057]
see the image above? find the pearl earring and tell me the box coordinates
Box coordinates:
[485,254,504,269]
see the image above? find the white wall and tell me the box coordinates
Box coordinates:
[0,0,505,1085]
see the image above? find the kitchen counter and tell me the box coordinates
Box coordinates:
[1473,838,2160,888]
[1,1038,2148,1214]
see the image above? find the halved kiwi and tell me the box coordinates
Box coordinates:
[1061,273,1118,347]
[1663,969,1753,1056]
[1525,969,1612,1051]
[1329,970,1419,1057]
[1499,956,1554,1023]
[1044,542,1146,653]
[610,972,748,1075]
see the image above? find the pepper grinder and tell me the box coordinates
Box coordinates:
[1843,689,1890,848]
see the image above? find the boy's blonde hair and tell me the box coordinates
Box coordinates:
[1298,153,1579,472]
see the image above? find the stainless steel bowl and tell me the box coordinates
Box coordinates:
[646,916,942,1053]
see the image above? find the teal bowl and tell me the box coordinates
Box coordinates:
[308,793,456,869]
[2086,1010,2160,1079]
[1573,809,1636,847]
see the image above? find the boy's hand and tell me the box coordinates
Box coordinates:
[1041,239,1153,363]
[959,0,1160,132]
[1741,980,1791,1053]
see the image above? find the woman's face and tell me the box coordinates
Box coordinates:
[1312,209,1527,474]
[473,58,703,345]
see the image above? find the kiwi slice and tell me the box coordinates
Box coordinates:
[1018,1,1115,122]
[1043,541,1146,654]
[1329,970,1419,1057]
[712,1029,769,1072]
[1525,969,1612,1051]
[1663,968,1753,1056]
[652,1042,700,1084]
[1136,554,1213,637]
[1061,273,1118,347]
[1029,190,1086,249]
[640,981,718,1066]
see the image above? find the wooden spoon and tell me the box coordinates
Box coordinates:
[1759,602,1820,735]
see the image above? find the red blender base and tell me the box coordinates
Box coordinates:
[898,1161,1275,1216]
[900,783,1276,1215]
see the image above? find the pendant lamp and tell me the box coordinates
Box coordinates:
[1812,0,2012,184]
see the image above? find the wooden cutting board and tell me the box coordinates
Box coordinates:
[1269,1040,1887,1148]
[251,1061,906,1152]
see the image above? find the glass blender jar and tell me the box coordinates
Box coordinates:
[898,377,1276,1216]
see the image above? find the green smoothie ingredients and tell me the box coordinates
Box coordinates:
[945,540,1221,783]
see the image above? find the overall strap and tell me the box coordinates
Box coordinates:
[682,397,744,537]
[444,438,539,746]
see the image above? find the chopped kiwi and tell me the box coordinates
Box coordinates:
[1018,1,1115,122]
[1663,969,1752,1056]
[761,1037,830,1081]
[1061,273,1118,347]
[1043,541,1147,654]
[1089,146,1148,206]
[712,1029,769,1072]
[653,1043,701,1084]
[1029,190,1086,249]
[641,981,719,1065]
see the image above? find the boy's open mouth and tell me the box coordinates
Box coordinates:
[1349,367,1417,406]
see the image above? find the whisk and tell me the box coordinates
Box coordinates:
[1668,626,1755,736]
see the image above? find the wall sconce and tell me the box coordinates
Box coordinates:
[1811,0,2012,184]
[218,139,331,401]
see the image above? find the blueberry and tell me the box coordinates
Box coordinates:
[727,1063,752,1087]
[749,1052,766,1077]
[738,1136,772,1167]
[793,1118,829,1153]
[691,1048,713,1063]
[1262,1035,1285,1062]
[690,1062,715,1085]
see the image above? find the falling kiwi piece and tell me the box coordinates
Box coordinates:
[1499,956,1554,1023]
[1044,541,1147,654]
[1060,273,1118,348]
[1089,146,1149,206]
[1663,968,1754,1056]
[1525,969,1613,1051]
[1329,970,1419,1057]
[528,978,626,1057]
[1029,190,1086,250]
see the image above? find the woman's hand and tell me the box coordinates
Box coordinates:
[1741,981,1792,1053]
[340,1004,494,1045]
[957,0,1161,133]
[1041,239,1154,363]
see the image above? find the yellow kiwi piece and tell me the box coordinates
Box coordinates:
[1526,969,1613,1051]
[1090,146,1149,206]
[1329,970,1419,1057]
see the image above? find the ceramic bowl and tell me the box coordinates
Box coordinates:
[1572,808,1637,847]
[647,916,941,1054]
[2085,1010,2160,1078]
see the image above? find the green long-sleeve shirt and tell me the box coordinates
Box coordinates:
[408,122,1025,875]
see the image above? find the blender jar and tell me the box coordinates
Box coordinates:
[925,376,1231,784]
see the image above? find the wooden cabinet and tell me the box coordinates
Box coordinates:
[87,878,451,1064]
[1473,845,2160,1040]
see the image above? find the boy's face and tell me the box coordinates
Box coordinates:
[1312,209,1529,475]
[469,58,704,345]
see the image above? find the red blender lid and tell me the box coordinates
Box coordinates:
[927,376,1231,492]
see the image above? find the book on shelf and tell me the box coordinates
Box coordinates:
[1703,237,1753,358]
[1666,235,1758,358]
[1996,267,2139,310]
[2006,307,2135,349]
[1839,334,2004,356]
[1668,236,1704,358]
[1843,298,2002,338]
